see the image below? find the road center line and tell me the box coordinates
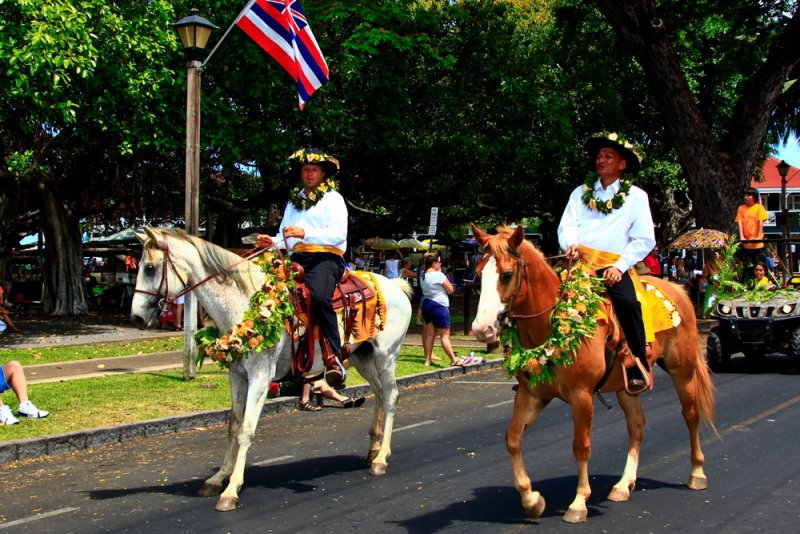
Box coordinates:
[253,454,295,466]
[642,394,800,474]
[0,507,80,529]
[394,420,436,432]
[455,381,514,385]
[486,399,515,408]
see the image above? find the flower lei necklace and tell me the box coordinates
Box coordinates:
[581,172,632,214]
[195,252,297,369]
[289,178,338,211]
[501,262,606,386]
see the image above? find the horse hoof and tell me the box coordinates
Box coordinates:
[369,462,388,476]
[367,450,379,463]
[198,482,223,497]
[608,487,630,502]
[688,475,708,490]
[562,507,588,523]
[215,496,238,512]
[522,493,546,519]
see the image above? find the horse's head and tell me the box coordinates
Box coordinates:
[130,227,197,329]
[469,224,556,343]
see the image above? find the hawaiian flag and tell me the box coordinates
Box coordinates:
[235,0,329,109]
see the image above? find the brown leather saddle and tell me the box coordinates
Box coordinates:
[289,265,376,377]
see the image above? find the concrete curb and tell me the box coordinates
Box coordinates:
[0,359,505,465]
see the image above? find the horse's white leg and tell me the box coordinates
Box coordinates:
[215,373,271,512]
[199,371,247,497]
[367,388,384,464]
[608,391,645,502]
[368,367,398,476]
[506,385,548,519]
[563,390,594,523]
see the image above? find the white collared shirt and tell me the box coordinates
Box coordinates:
[557,177,655,273]
[273,189,348,254]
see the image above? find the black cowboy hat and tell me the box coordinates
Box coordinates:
[584,132,641,176]
[289,147,340,177]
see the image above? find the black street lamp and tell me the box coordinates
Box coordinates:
[777,159,792,274]
[174,8,217,380]
[174,8,218,62]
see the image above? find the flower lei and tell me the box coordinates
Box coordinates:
[581,172,632,214]
[501,262,606,386]
[195,252,297,369]
[288,178,338,211]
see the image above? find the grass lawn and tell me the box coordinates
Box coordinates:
[0,337,185,366]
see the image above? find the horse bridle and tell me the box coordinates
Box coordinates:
[134,234,267,312]
[478,246,571,322]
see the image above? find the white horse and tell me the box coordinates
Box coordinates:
[130,228,413,512]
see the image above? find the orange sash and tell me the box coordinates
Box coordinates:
[578,245,655,342]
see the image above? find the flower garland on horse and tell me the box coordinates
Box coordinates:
[196,251,297,368]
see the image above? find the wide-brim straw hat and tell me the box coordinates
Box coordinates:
[584,132,641,176]
[289,148,340,177]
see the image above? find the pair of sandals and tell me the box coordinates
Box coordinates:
[299,396,365,411]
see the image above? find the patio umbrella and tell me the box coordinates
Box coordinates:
[371,238,399,251]
[668,228,729,250]
[419,238,446,250]
[396,238,423,249]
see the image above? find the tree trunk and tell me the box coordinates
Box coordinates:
[596,0,800,234]
[38,181,89,315]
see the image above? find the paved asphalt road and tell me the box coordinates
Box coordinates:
[0,359,798,533]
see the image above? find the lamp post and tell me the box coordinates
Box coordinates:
[174,8,217,380]
[778,159,792,275]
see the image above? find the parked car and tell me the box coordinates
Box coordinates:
[707,290,800,370]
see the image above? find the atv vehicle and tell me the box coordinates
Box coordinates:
[707,290,800,371]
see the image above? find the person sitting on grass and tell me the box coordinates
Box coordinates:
[0,360,49,425]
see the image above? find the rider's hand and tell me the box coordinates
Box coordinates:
[604,267,623,287]
[565,244,580,261]
[283,226,305,239]
[255,234,273,248]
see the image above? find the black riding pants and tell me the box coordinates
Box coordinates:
[292,252,345,356]
[599,268,649,370]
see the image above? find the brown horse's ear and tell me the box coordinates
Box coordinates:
[144,227,165,249]
[471,223,489,246]
[509,225,525,249]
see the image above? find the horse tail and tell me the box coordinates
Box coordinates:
[390,278,414,299]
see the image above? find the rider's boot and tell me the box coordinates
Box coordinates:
[321,338,346,388]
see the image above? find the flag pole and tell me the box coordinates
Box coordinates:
[201,0,256,68]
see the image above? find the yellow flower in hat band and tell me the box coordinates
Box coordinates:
[288,147,340,170]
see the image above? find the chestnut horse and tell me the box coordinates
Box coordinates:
[470,225,715,523]
[130,228,412,511]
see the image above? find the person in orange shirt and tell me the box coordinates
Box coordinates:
[735,187,768,277]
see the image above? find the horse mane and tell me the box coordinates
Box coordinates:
[144,227,250,291]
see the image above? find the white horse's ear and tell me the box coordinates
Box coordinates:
[135,231,148,244]
[144,227,164,249]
